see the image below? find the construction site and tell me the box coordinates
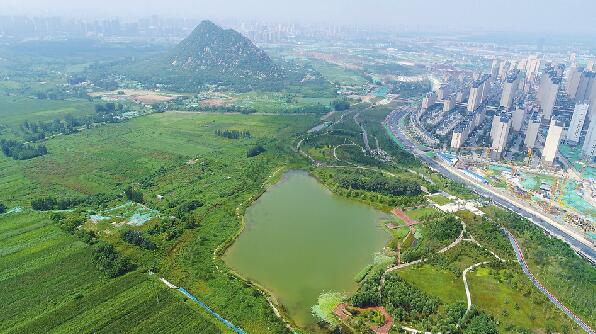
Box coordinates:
[437,147,596,245]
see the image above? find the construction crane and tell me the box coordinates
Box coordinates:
[547,174,569,211]
[547,179,559,212]
[510,161,518,177]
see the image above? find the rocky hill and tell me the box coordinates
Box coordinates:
[169,20,282,82]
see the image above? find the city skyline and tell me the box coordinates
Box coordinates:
[2,0,596,35]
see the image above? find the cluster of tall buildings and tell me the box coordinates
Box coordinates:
[442,54,596,167]
[0,15,200,39]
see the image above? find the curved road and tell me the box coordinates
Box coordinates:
[387,108,596,264]
[502,229,595,334]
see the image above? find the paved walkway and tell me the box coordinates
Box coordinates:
[391,208,420,227]
[503,229,595,334]
[462,262,490,312]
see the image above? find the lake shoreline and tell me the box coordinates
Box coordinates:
[214,165,300,333]
[221,170,389,332]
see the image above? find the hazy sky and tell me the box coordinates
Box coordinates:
[2,0,596,34]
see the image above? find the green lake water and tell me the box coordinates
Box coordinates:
[223,170,390,331]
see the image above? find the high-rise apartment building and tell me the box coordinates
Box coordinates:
[511,106,525,132]
[524,113,542,148]
[566,103,590,144]
[542,117,565,164]
[582,117,596,160]
[467,82,482,112]
[491,112,511,158]
[537,70,560,120]
[500,71,519,110]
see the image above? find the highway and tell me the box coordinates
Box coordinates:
[386,108,596,263]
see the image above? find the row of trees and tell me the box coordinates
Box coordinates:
[214,129,251,139]
[382,273,439,321]
[20,102,127,143]
[95,102,124,114]
[31,196,81,211]
[92,242,133,278]
[121,230,156,250]
[333,170,422,197]
[0,139,47,160]
[247,145,266,158]
[124,186,144,204]
[331,99,350,111]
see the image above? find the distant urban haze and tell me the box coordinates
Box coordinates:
[2,0,596,34]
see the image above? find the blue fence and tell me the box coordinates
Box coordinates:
[178,287,246,334]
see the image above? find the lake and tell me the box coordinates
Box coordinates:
[223,170,390,331]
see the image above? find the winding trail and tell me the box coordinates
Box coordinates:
[502,229,595,334]
[462,262,489,312]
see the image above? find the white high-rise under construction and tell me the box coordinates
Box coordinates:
[491,112,511,159]
[583,117,596,160]
[566,103,590,144]
[542,117,565,165]
[525,55,540,80]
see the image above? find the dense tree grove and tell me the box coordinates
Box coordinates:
[382,273,439,322]
[0,203,6,214]
[461,308,499,334]
[247,145,266,158]
[351,268,383,307]
[31,196,81,211]
[124,186,144,203]
[332,99,351,111]
[0,139,47,160]
[214,129,251,139]
[92,242,133,278]
[121,230,157,250]
[95,102,122,113]
[148,220,184,241]
[334,170,421,197]
[402,215,462,263]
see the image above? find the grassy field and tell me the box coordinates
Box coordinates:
[428,194,452,205]
[404,206,441,221]
[0,111,318,333]
[0,212,226,334]
[310,60,368,86]
[232,91,334,113]
[397,265,465,304]
[469,266,578,333]
[0,95,95,128]
[1,112,315,205]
